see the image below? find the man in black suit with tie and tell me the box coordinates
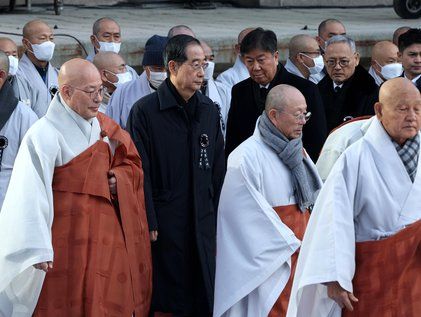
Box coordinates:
[225,28,327,161]
[398,28,421,92]
[318,35,378,133]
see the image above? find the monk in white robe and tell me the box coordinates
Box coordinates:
[0,51,37,209]
[287,77,421,317]
[17,20,58,118]
[0,58,152,316]
[215,85,322,317]
[316,116,373,181]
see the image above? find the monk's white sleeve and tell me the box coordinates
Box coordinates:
[287,149,358,317]
[0,124,58,316]
[214,153,301,317]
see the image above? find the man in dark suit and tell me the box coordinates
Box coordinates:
[398,28,421,92]
[225,28,327,161]
[318,35,379,133]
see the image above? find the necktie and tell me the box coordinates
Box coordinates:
[334,86,341,94]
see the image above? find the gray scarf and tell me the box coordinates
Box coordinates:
[258,111,321,211]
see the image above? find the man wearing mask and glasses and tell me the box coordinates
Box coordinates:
[318,35,378,133]
[0,58,152,316]
[285,34,325,84]
[87,17,139,81]
[368,41,402,86]
[107,35,167,129]
[215,84,321,317]
[225,28,326,162]
[93,51,133,113]
[17,19,58,118]
[127,35,225,317]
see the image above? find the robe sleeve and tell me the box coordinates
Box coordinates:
[214,149,301,317]
[126,103,158,231]
[287,148,359,317]
[0,125,57,315]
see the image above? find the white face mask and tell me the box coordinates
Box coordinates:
[204,61,215,80]
[301,54,324,75]
[8,55,19,76]
[148,70,167,89]
[30,41,55,62]
[96,37,121,54]
[106,70,132,88]
[377,62,403,80]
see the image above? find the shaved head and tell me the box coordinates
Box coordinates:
[59,58,100,88]
[375,77,421,145]
[379,77,419,107]
[200,40,213,59]
[289,34,319,57]
[23,19,52,40]
[0,37,17,57]
[93,51,125,71]
[371,41,399,62]
[265,84,305,113]
[238,28,255,44]
[393,26,410,46]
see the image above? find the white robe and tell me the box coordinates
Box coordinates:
[316,117,373,181]
[0,94,113,316]
[284,59,324,84]
[16,53,58,118]
[0,102,38,209]
[214,123,321,317]
[368,66,384,86]
[106,71,151,129]
[287,117,421,317]
[216,56,249,90]
[206,78,231,138]
[9,75,39,108]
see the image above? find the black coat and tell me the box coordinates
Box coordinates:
[225,63,327,161]
[127,79,225,315]
[318,65,379,133]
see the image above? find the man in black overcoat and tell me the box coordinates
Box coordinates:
[225,28,327,161]
[318,35,379,133]
[127,35,225,317]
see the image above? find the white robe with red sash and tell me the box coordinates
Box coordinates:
[0,94,115,316]
[214,124,321,317]
[287,117,421,317]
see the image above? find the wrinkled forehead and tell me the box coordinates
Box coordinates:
[26,23,53,39]
[97,20,120,35]
[325,42,354,58]
[185,44,205,61]
[0,39,17,52]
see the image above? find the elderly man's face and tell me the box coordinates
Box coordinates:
[96,20,121,43]
[0,40,18,57]
[67,72,103,120]
[24,23,54,45]
[270,95,308,140]
[243,49,279,85]
[377,89,421,145]
[172,44,206,96]
[399,44,421,80]
[324,42,359,84]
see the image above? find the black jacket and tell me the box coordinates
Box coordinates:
[127,79,225,315]
[318,65,379,133]
[225,63,327,161]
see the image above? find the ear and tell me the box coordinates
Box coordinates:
[168,60,178,76]
[315,36,324,48]
[22,38,31,51]
[0,70,7,80]
[90,35,99,49]
[268,108,278,125]
[234,43,241,55]
[60,85,72,101]
[397,51,403,62]
[354,52,360,66]
[374,102,383,119]
[274,50,279,63]
[296,53,305,64]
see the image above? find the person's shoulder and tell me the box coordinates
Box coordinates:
[131,90,159,114]
[15,101,38,120]
[281,68,317,89]
[232,76,253,92]
[227,134,264,168]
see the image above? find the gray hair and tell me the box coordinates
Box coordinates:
[325,35,356,53]
[0,51,9,74]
